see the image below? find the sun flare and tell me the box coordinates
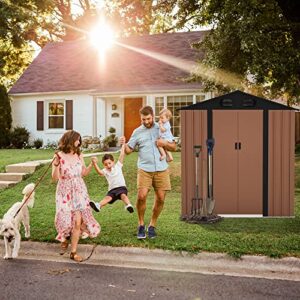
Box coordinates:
[89,21,115,53]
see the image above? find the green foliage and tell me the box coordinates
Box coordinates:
[103,127,118,147]
[0,85,12,148]
[192,0,300,103]
[33,138,43,149]
[10,126,30,149]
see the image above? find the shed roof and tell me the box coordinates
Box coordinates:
[180,90,296,110]
[9,31,207,95]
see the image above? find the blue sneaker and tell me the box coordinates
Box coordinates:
[137,225,146,239]
[147,226,156,239]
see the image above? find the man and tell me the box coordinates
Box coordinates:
[119,106,176,239]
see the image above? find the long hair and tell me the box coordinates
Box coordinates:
[58,130,81,155]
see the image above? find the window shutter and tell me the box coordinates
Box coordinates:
[66,100,73,130]
[37,101,44,131]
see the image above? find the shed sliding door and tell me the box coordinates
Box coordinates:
[213,110,263,214]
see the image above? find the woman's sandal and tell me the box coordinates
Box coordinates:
[59,240,69,255]
[70,252,83,262]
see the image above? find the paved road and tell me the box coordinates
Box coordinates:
[1,259,299,300]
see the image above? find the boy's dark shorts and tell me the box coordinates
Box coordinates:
[107,186,128,204]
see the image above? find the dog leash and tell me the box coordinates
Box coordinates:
[81,243,97,262]
[13,155,58,219]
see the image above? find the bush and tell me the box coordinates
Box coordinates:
[103,127,118,148]
[10,126,30,149]
[33,138,43,149]
[43,140,58,149]
[0,85,12,148]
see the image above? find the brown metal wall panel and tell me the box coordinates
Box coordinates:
[181,111,195,216]
[181,110,187,216]
[268,112,274,215]
[181,110,207,217]
[268,111,294,216]
[213,110,239,213]
[186,111,195,216]
[282,111,290,215]
[238,111,263,214]
[290,111,295,216]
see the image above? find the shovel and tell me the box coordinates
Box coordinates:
[206,138,215,214]
[191,145,202,215]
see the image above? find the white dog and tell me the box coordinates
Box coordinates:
[0,183,35,259]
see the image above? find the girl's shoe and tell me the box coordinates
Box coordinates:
[60,240,69,255]
[70,252,83,262]
[81,232,89,239]
[125,204,134,213]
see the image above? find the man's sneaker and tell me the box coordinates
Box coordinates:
[147,226,156,239]
[137,225,146,239]
[125,204,134,213]
[89,201,100,212]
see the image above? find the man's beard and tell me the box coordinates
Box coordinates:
[144,122,153,128]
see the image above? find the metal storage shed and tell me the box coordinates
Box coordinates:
[180,90,296,217]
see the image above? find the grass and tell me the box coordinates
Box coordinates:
[0,150,299,258]
[0,149,54,172]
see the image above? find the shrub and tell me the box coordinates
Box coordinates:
[10,126,30,149]
[43,140,58,149]
[33,138,43,149]
[0,85,12,148]
[103,127,118,148]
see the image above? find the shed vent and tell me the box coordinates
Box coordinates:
[243,98,256,107]
[220,99,233,107]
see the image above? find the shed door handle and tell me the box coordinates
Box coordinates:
[239,142,241,150]
[235,142,238,150]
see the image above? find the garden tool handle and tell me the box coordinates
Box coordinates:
[206,138,215,155]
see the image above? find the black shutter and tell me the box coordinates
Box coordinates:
[37,101,44,130]
[66,100,73,130]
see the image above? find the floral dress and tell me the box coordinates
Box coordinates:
[55,153,100,242]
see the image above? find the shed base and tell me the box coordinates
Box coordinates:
[181,214,223,224]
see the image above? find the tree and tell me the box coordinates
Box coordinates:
[107,0,300,103]
[0,85,12,148]
[195,0,300,104]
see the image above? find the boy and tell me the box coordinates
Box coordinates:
[89,144,134,213]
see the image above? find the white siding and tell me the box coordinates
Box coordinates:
[11,93,94,144]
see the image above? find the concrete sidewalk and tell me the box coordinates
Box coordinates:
[0,240,299,282]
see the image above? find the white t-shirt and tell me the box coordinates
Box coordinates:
[102,161,126,191]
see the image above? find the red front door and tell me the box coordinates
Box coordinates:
[124,98,143,141]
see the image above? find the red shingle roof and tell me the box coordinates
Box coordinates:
[9,31,207,94]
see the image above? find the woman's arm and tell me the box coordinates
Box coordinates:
[51,153,61,181]
[80,154,93,177]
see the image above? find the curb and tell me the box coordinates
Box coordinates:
[1,241,299,281]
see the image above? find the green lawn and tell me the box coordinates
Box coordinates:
[0,149,54,172]
[0,150,299,258]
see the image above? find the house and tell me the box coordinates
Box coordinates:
[9,30,212,144]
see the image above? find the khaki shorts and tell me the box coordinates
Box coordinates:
[137,169,171,191]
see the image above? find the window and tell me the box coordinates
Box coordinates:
[48,102,64,129]
[155,97,164,122]
[196,94,205,103]
[167,95,193,137]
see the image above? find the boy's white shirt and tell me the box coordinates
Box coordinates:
[102,161,126,191]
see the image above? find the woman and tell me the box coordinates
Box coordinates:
[52,130,100,262]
